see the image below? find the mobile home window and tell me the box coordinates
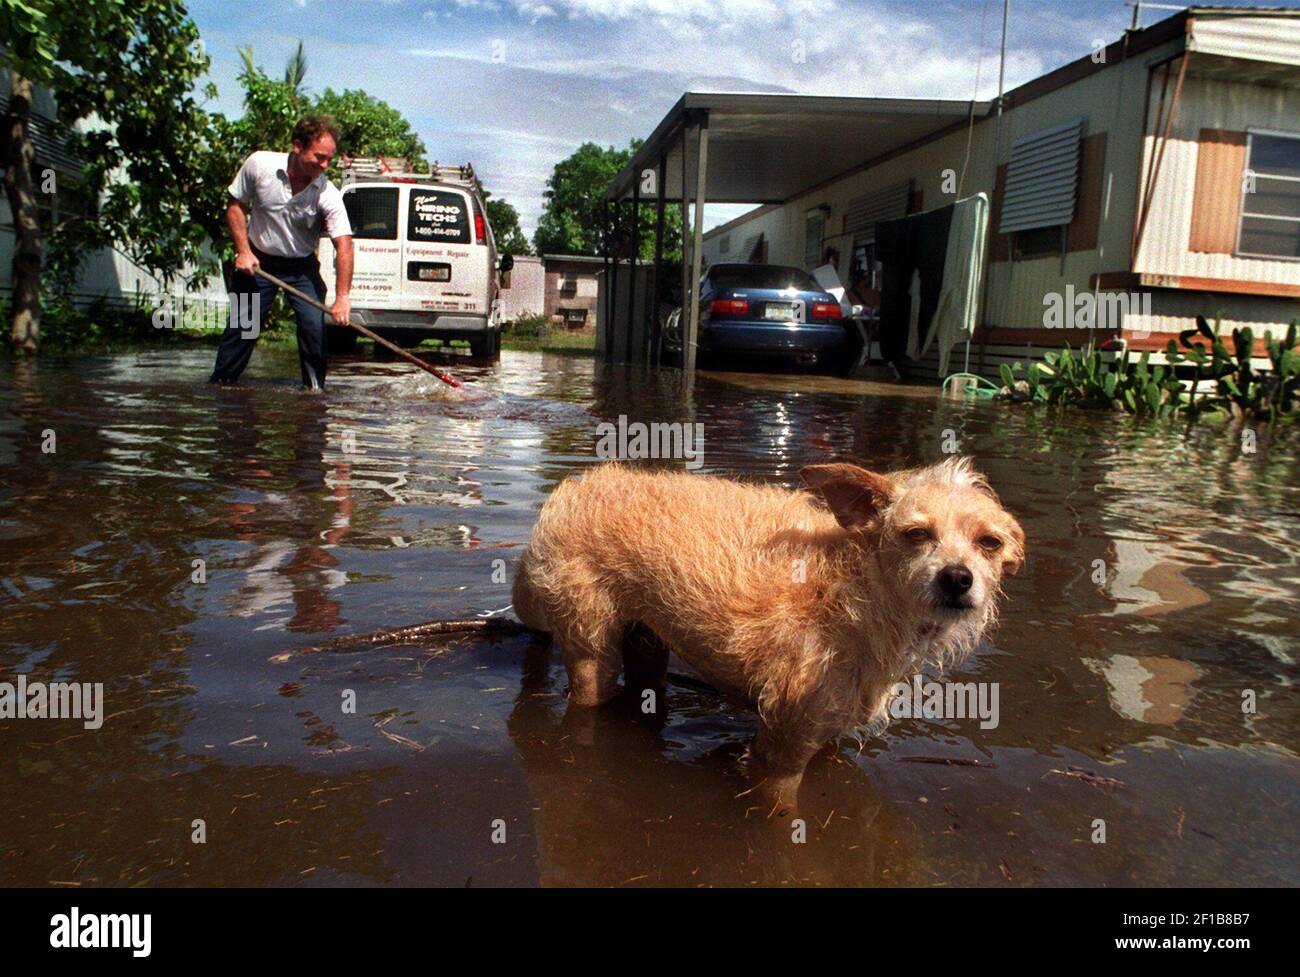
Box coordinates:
[1014,225,1064,258]
[342,187,399,240]
[1238,132,1300,260]
[804,208,826,270]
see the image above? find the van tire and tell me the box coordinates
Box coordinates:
[470,332,499,359]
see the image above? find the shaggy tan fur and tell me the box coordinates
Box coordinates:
[512,458,1025,813]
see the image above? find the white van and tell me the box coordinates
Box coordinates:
[319,161,513,358]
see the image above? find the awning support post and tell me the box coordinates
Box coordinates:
[629,175,641,361]
[684,113,709,375]
[601,199,611,356]
[610,201,621,359]
[679,128,690,368]
[649,152,666,365]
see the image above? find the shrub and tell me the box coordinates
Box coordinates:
[997,317,1299,425]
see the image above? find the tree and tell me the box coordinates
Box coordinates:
[532,139,681,261]
[486,198,531,256]
[283,40,308,97]
[0,22,528,351]
[1,0,212,353]
[469,176,530,257]
[314,87,428,171]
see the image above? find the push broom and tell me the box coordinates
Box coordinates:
[254,268,462,389]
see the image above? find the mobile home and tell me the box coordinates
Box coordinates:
[604,6,1300,378]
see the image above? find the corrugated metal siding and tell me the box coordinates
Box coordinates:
[998,117,1083,233]
[1124,288,1297,342]
[1134,74,1300,284]
[19,110,83,172]
[1190,15,1300,67]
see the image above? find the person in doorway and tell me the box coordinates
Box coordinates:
[210,115,354,389]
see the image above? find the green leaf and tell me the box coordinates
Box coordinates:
[1144,383,1161,413]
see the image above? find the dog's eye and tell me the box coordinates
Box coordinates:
[977,535,1003,552]
[904,527,933,543]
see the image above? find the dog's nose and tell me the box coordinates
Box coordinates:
[937,564,973,598]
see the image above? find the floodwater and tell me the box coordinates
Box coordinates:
[1,346,1296,887]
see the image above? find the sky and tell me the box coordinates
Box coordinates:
[186,0,1298,240]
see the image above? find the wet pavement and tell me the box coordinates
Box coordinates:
[0,346,1297,886]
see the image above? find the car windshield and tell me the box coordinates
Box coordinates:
[707,265,821,292]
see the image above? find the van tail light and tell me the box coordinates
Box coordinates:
[707,298,749,316]
[810,302,841,321]
[474,213,486,243]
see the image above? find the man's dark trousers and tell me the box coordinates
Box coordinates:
[210,249,330,389]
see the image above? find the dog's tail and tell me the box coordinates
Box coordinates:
[511,549,550,633]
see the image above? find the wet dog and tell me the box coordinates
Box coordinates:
[512,458,1024,813]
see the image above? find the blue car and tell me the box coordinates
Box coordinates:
[665,263,851,370]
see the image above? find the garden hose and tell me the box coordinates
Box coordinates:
[942,372,1001,399]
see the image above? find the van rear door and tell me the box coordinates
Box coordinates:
[400,186,488,317]
[320,184,403,309]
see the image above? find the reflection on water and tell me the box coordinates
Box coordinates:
[0,346,1297,886]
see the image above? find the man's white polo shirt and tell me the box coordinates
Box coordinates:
[227,151,353,259]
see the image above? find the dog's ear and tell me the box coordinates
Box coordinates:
[801,464,895,529]
[1002,514,1026,576]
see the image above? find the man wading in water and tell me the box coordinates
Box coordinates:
[210,115,355,389]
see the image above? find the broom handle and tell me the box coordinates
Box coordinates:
[254,268,461,389]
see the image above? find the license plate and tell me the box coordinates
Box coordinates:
[764,302,796,321]
[407,261,451,282]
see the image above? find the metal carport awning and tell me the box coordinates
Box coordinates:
[600,92,990,373]
[607,92,992,203]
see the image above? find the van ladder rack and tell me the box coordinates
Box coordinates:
[339,157,478,189]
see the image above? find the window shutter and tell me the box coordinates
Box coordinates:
[1189,129,1247,254]
[844,181,910,240]
[998,117,1084,234]
[1067,132,1108,252]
